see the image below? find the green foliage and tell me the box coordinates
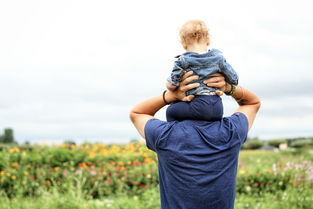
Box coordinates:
[130,138,140,144]
[0,143,158,198]
[0,186,312,209]
[242,139,264,150]
[267,139,287,148]
[0,143,312,209]
[63,140,76,145]
[290,138,313,148]
[0,128,15,144]
[235,187,313,209]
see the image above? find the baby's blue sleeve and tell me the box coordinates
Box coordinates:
[220,57,238,85]
[167,58,185,87]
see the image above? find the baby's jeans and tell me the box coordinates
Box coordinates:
[166,95,223,122]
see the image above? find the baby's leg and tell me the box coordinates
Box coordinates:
[166,95,223,122]
[190,95,223,121]
[166,101,195,122]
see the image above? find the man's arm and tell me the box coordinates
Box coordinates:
[231,86,261,130]
[129,71,200,138]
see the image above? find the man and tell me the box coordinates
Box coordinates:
[130,72,261,209]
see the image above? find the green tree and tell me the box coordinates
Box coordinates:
[2,128,14,144]
[242,138,264,150]
[267,139,287,148]
[63,139,76,145]
[130,138,140,144]
[290,139,313,148]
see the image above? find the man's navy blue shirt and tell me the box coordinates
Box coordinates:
[144,113,248,209]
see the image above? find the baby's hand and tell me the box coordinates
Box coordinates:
[166,81,178,91]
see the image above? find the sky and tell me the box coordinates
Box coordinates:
[0,0,313,144]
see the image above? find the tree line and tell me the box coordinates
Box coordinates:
[242,137,313,150]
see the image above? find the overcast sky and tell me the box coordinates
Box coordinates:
[0,0,312,144]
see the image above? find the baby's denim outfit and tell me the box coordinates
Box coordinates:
[166,48,238,122]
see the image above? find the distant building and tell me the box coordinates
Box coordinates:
[279,143,288,150]
[258,145,278,151]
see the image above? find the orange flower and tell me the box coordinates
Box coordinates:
[12,162,19,167]
[78,163,87,168]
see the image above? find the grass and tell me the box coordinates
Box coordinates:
[0,186,312,209]
[0,187,160,209]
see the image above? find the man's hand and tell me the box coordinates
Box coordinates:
[166,71,200,102]
[166,72,229,102]
[166,81,178,92]
[203,73,229,96]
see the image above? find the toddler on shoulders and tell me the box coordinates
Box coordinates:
[166,20,238,122]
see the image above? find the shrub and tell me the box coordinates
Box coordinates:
[267,139,287,148]
[242,139,264,150]
[1,143,312,199]
[290,139,313,148]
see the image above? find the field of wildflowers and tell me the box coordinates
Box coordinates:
[0,143,312,209]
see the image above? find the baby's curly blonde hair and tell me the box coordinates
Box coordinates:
[179,20,210,46]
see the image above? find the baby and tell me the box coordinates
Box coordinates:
[166,20,238,122]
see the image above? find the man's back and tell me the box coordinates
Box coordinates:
[144,113,248,209]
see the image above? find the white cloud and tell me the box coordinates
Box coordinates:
[0,0,313,143]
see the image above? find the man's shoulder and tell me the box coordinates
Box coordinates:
[145,119,175,137]
[222,113,248,127]
[145,113,248,135]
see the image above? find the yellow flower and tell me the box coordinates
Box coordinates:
[245,186,251,192]
[88,152,95,158]
[23,171,29,176]
[239,170,246,174]
[0,171,4,176]
[11,175,16,180]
